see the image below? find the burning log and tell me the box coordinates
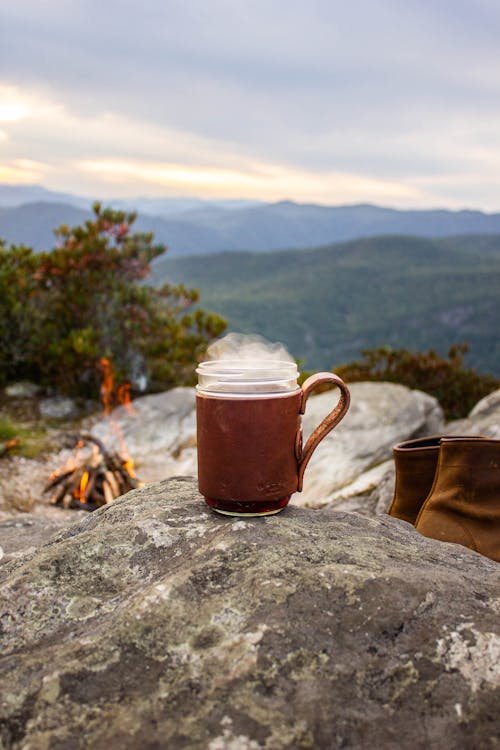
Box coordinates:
[45,433,140,511]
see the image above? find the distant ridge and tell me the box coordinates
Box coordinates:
[0,202,92,250]
[0,186,500,254]
[0,184,91,208]
[151,233,500,375]
[0,184,262,214]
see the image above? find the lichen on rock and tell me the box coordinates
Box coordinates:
[0,477,498,749]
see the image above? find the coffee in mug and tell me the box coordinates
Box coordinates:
[196,358,350,516]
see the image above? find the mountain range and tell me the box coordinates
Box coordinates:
[150,234,500,376]
[1,184,500,255]
[1,185,499,375]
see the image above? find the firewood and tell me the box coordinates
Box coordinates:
[62,492,73,509]
[45,432,140,511]
[44,468,75,493]
[102,480,115,505]
[83,471,97,501]
[114,469,130,494]
[50,483,69,506]
[92,489,106,504]
[104,470,120,498]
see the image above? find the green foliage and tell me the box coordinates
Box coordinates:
[152,234,500,375]
[0,203,226,396]
[334,343,500,419]
[0,417,17,442]
[0,242,41,384]
[0,416,50,458]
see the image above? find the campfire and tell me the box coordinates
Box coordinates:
[45,358,141,511]
[45,433,139,511]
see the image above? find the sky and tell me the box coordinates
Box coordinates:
[1,0,500,209]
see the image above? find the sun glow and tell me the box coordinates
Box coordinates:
[0,159,47,184]
[0,85,40,122]
[76,158,272,192]
[75,157,420,203]
[0,81,431,205]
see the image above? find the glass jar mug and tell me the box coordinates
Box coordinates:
[196,360,350,516]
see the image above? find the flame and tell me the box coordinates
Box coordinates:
[117,383,135,415]
[99,357,137,478]
[77,471,90,503]
[99,358,135,415]
[73,440,84,464]
[112,415,131,470]
[47,362,140,511]
[122,457,136,479]
[100,357,114,415]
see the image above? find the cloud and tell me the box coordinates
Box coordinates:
[74,156,424,203]
[0,1,499,207]
[0,159,47,184]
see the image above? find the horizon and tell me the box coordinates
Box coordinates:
[1,2,500,211]
[2,183,500,216]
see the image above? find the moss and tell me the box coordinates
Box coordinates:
[0,417,17,442]
[0,415,52,458]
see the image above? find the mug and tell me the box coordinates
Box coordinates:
[196,360,350,516]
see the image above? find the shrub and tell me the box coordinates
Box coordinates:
[0,242,41,385]
[334,343,500,419]
[0,203,226,397]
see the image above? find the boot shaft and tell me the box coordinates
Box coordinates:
[415,438,500,562]
[389,435,488,525]
[389,436,442,524]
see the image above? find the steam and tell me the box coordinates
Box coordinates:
[205,333,294,363]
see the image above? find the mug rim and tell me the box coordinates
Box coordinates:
[196,359,299,395]
[197,359,298,373]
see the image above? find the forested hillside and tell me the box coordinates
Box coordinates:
[151,234,500,374]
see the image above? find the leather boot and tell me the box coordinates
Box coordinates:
[389,436,444,524]
[415,437,500,562]
[389,435,485,525]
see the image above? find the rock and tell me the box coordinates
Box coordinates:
[88,383,443,503]
[4,381,41,398]
[298,382,443,507]
[91,387,197,481]
[0,517,73,566]
[39,395,79,420]
[324,459,396,517]
[446,388,500,439]
[4,381,498,525]
[0,453,91,523]
[318,385,500,516]
[0,478,498,750]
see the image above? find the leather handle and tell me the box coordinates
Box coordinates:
[297,373,350,491]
